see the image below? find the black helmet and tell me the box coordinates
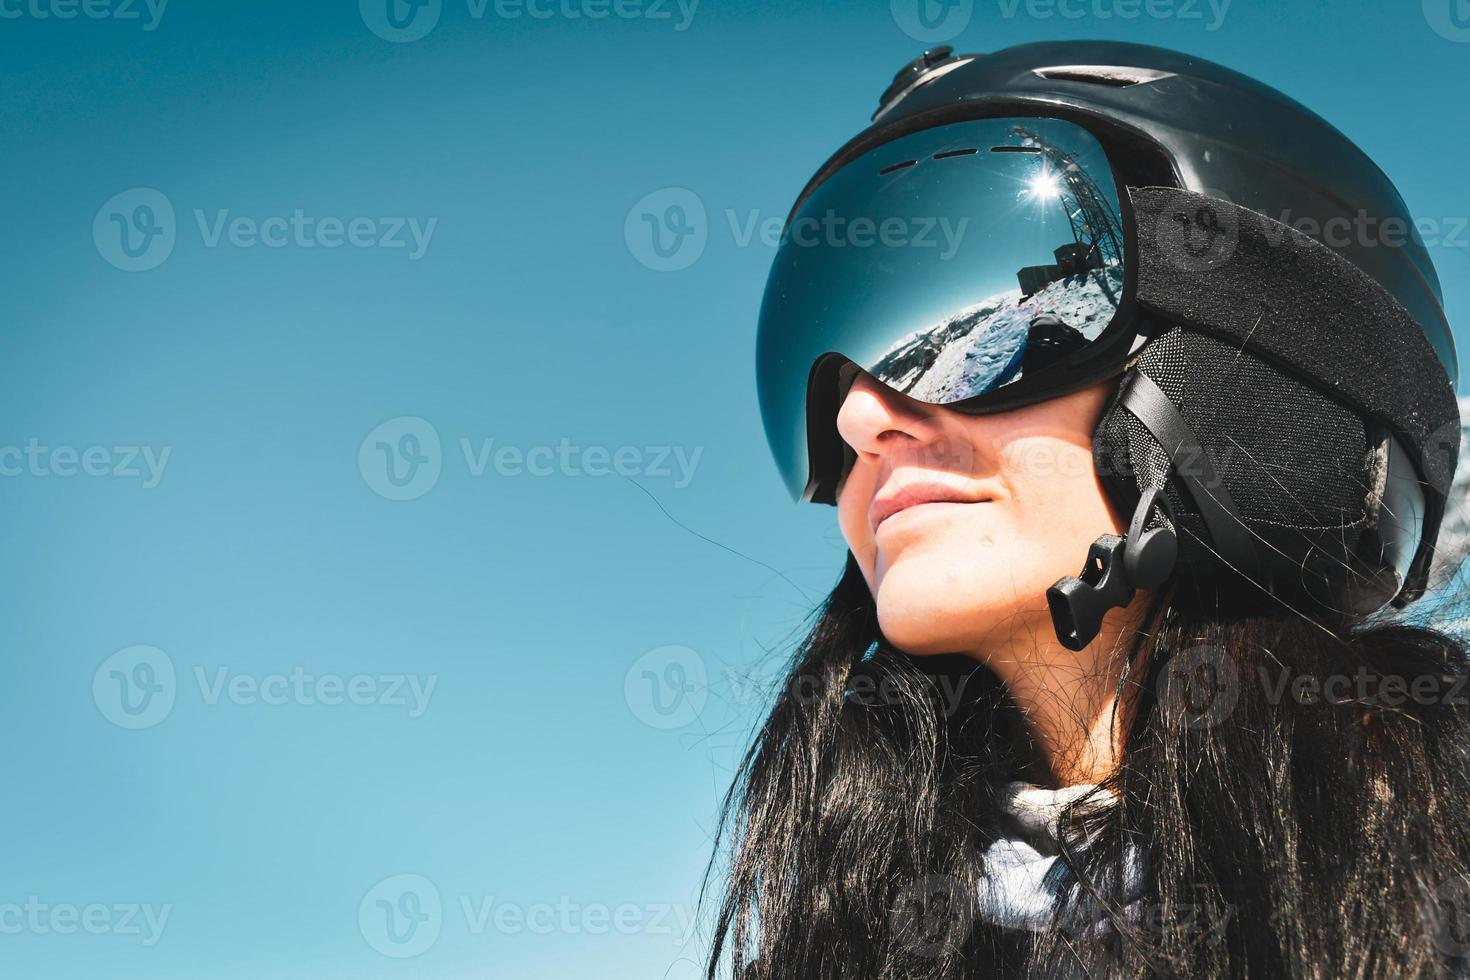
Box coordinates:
[756,41,1460,648]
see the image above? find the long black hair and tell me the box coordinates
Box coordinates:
[704,555,1470,978]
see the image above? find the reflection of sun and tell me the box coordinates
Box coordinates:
[1028,170,1062,200]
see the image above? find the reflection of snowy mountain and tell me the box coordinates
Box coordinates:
[1401,396,1470,630]
[1429,397,1470,585]
[868,267,1123,403]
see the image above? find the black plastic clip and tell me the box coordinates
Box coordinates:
[1046,485,1178,651]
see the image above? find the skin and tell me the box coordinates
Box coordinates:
[835,372,1156,786]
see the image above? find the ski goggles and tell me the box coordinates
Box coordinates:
[757,115,1144,503]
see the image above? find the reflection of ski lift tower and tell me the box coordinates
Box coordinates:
[1012,125,1123,266]
[1012,125,1124,297]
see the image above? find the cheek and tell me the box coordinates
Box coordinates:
[1003,436,1118,540]
[1011,434,1105,505]
[836,466,879,582]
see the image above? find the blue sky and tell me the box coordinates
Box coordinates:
[1,1,1467,977]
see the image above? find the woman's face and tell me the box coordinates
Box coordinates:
[836,373,1128,657]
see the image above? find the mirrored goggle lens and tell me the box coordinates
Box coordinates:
[756,116,1130,500]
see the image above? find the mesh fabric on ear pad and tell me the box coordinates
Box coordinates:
[1093,326,1375,617]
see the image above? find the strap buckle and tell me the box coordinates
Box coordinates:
[1046,485,1178,651]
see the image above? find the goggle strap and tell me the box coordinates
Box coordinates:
[1130,185,1458,500]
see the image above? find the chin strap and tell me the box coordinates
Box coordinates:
[1046,370,1260,651]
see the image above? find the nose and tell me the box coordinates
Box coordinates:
[835,372,952,462]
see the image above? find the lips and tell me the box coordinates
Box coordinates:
[868,481,993,534]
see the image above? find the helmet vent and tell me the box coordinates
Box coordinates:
[1033,65,1175,87]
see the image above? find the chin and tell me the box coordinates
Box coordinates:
[869,538,1063,656]
[875,611,962,656]
[870,555,998,656]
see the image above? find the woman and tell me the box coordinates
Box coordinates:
[706,42,1470,978]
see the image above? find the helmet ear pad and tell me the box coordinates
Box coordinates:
[1090,325,1388,621]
